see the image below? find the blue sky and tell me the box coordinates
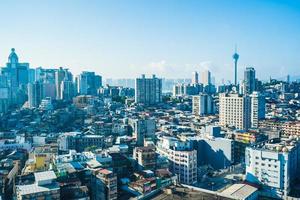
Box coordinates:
[0,0,299,83]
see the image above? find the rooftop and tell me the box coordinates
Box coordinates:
[251,136,300,153]
[220,184,258,199]
[86,159,101,169]
[34,171,57,183]
[17,182,59,195]
[99,168,112,175]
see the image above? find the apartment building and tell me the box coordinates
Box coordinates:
[245,137,300,198]
[219,93,251,130]
[156,136,197,185]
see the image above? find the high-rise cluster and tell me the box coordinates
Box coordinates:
[0,49,103,110]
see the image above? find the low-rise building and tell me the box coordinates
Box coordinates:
[58,132,105,152]
[16,171,60,200]
[133,146,157,171]
[220,183,259,200]
[91,169,117,200]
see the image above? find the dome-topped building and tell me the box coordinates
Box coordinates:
[8,48,19,64]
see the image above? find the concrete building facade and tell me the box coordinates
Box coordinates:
[219,93,251,130]
[135,74,162,105]
[156,136,197,185]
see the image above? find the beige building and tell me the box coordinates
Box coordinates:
[133,146,157,171]
[219,93,251,130]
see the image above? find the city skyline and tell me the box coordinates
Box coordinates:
[0,0,299,82]
[1,1,300,199]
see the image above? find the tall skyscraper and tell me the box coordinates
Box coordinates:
[219,93,251,130]
[244,67,256,94]
[78,71,102,95]
[135,74,162,105]
[233,47,239,86]
[61,80,75,101]
[28,68,36,83]
[0,75,9,113]
[287,74,290,83]
[6,48,30,86]
[250,91,265,128]
[42,81,56,99]
[55,67,72,99]
[201,70,211,86]
[192,94,214,116]
[1,48,30,105]
[28,81,43,108]
[192,71,199,84]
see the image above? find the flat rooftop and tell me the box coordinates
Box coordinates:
[220,184,258,199]
[251,136,300,153]
[34,170,57,183]
[17,182,59,195]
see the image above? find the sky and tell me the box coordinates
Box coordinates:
[0,0,299,83]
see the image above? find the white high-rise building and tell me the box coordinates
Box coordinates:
[201,70,211,86]
[135,74,162,105]
[55,68,66,100]
[55,67,72,99]
[28,81,43,108]
[61,80,75,101]
[245,137,300,199]
[219,93,251,130]
[192,71,199,84]
[192,94,214,116]
[156,136,197,185]
[250,91,265,128]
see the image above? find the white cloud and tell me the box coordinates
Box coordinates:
[127,60,234,83]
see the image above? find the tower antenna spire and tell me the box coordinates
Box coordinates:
[232,45,239,86]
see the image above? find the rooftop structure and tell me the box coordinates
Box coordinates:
[16,170,60,200]
[220,183,258,200]
[245,136,300,199]
[233,47,239,86]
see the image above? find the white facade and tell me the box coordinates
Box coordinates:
[129,118,156,146]
[28,81,43,108]
[192,94,214,116]
[219,93,251,130]
[250,92,265,128]
[61,80,75,101]
[39,97,53,111]
[245,138,300,198]
[192,71,199,84]
[156,136,197,185]
[55,68,66,99]
[201,70,211,86]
